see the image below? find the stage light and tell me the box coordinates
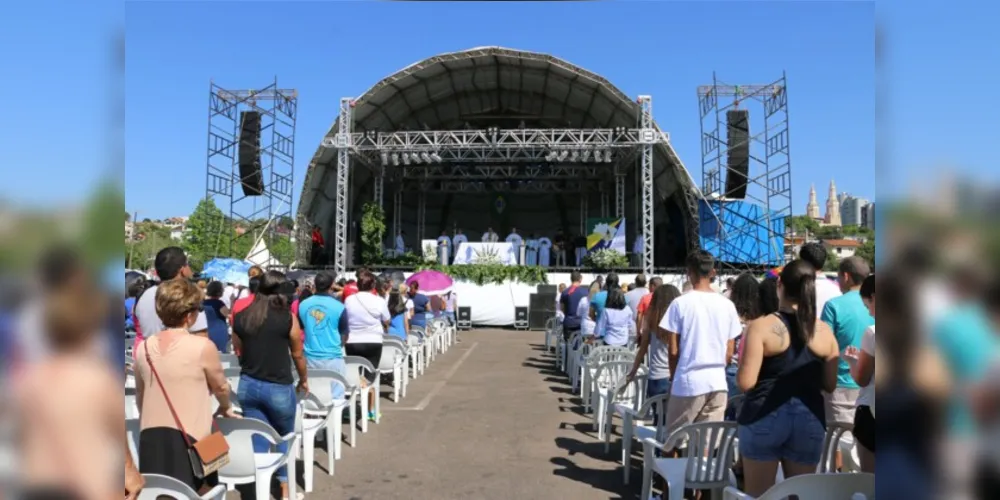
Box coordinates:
[570,151,579,162]
[411,153,423,164]
[430,152,442,162]
[381,152,389,165]
[594,150,603,162]
[604,151,613,163]
[558,150,569,162]
[545,151,557,162]
[581,150,591,162]
[402,153,411,166]
[420,152,431,163]
[391,153,399,166]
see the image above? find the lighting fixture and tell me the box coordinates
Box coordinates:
[391,153,399,166]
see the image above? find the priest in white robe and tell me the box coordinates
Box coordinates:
[505,228,523,265]
[452,228,468,264]
[632,233,645,267]
[525,234,539,266]
[538,236,552,267]
[482,227,499,243]
[436,230,452,264]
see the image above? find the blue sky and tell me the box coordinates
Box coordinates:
[3,1,997,221]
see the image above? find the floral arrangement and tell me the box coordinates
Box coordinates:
[583,248,629,270]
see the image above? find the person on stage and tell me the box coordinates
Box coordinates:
[482,227,499,243]
[506,228,524,265]
[574,233,588,266]
[395,230,406,256]
[525,233,539,266]
[311,224,325,265]
[538,235,552,267]
[553,231,567,267]
[452,228,468,264]
[436,230,452,264]
[632,233,645,268]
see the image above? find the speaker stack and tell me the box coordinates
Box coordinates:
[238,111,264,196]
[527,284,559,330]
[725,109,750,199]
[457,306,472,331]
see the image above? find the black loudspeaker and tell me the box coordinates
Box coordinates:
[528,311,551,330]
[514,306,529,330]
[537,284,558,295]
[457,306,472,330]
[725,109,750,199]
[238,111,264,196]
[529,293,556,313]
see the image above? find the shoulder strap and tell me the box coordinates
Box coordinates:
[142,339,193,448]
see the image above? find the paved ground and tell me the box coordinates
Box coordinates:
[301,329,642,500]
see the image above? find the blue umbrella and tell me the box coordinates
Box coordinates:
[201,258,252,287]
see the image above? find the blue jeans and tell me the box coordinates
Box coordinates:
[726,365,740,397]
[442,311,456,327]
[646,378,671,422]
[737,398,826,465]
[237,375,297,483]
[306,357,347,400]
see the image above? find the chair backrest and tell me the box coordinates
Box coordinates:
[126,418,140,465]
[637,393,671,439]
[219,353,239,367]
[125,366,136,389]
[125,391,139,419]
[428,318,449,335]
[223,367,242,393]
[344,356,376,387]
[586,346,636,367]
[410,325,426,339]
[666,421,738,488]
[592,360,634,393]
[138,473,204,500]
[379,340,406,371]
[818,422,855,473]
[216,417,283,478]
[545,316,558,332]
[304,369,350,405]
[756,472,875,500]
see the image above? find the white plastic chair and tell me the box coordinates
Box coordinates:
[380,338,408,402]
[296,371,348,493]
[406,331,426,378]
[640,421,738,500]
[723,472,875,500]
[344,356,380,431]
[581,346,636,413]
[138,474,227,500]
[818,422,860,474]
[607,393,669,484]
[216,417,299,500]
[219,353,239,369]
[126,418,140,466]
[126,390,140,419]
[223,367,242,393]
[125,366,136,390]
[591,361,645,441]
[543,317,561,352]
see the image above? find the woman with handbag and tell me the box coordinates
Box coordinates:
[232,270,308,500]
[134,279,237,493]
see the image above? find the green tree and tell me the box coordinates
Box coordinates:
[183,198,229,269]
[824,246,841,272]
[786,215,820,236]
[815,225,843,240]
[360,202,386,265]
[855,239,875,268]
[81,181,125,267]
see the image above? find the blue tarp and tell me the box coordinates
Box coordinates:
[200,258,253,286]
[698,199,785,267]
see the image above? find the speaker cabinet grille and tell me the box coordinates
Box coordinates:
[238,111,264,196]
[725,109,749,199]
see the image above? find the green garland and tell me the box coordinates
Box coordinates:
[360,202,386,265]
[415,263,549,286]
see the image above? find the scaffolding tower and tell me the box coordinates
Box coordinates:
[205,79,298,268]
[698,73,792,270]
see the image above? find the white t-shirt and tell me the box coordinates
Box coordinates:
[223,285,237,309]
[659,290,742,397]
[344,292,390,344]
[857,325,876,408]
[814,276,842,320]
[135,284,208,337]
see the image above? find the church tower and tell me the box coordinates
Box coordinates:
[806,184,821,219]
[824,180,842,227]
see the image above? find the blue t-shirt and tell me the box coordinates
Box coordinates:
[202,299,230,353]
[124,297,136,331]
[560,285,590,330]
[389,313,407,340]
[409,294,430,328]
[591,291,609,321]
[932,304,998,435]
[820,290,875,389]
[299,294,349,360]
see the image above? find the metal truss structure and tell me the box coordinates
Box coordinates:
[205,80,297,267]
[324,99,666,276]
[698,73,792,270]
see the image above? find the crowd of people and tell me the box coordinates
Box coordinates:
[556,243,877,498]
[123,246,459,498]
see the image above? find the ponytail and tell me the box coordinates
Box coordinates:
[796,271,817,342]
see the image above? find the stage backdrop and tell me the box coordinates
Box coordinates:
[585,218,627,254]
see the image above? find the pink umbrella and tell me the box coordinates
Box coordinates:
[405,270,454,296]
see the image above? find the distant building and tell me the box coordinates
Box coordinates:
[823,239,861,260]
[840,195,870,228]
[806,184,821,220]
[824,180,842,227]
[861,202,875,230]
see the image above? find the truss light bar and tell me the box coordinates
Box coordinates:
[429,152,442,163]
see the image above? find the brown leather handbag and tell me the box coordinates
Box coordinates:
[144,341,231,478]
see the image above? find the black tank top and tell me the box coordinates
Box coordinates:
[737,312,827,427]
[234,306,293,385]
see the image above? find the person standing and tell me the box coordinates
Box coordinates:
[482,227,499,243]
[232,271,307,500]
[133,247,209,346]
[632,233,645,268]
[559,272,589,340]
[574,234,588,266]
[538,235,552,267]
[800,242,842,318]
[452,228,468,264]
[311,225,325,265]
[628,284,682,406]
[842,274,876,473]
[202,282,231,353]
[525,233,539,266]
[298,272,349,400]
[659,251,743,441]
[635,277,663,336]
[553,231,567,267]
[625,274,650,320]
[343,271,391,421]
[395,230,406,256]
[436,230,452,264]
[506,228,523,265]
[819,257,873,428]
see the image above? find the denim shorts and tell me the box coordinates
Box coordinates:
[737,398,826,465]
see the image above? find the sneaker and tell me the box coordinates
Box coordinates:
[367,411,381,421]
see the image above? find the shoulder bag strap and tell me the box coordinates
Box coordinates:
[143,339,194,448]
